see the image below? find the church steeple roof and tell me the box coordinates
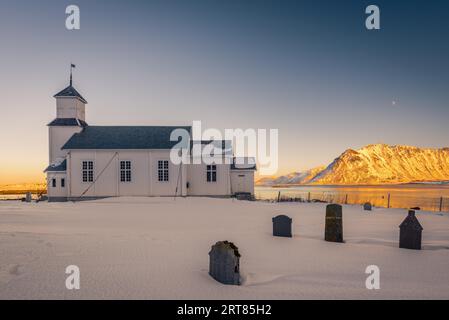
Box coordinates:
[53,85,88,104]
[53,86,87,103]
[53,64,88,103]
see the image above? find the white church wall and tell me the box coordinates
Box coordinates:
[69,150,120,197]
[149,150,183,196]
[186,162,231,196]
[91,151,120,197]
[49,126,82,164]
[56,98,86,120]
[230,170,255,195]
[69,150,99,197]
[46,172,68,199]
[68,149,185,198]
[117,151,150,196]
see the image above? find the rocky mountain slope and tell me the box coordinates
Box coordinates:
[257,144,449,185]
[256,167,325,186]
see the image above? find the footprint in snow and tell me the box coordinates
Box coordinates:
[9,264,23,276]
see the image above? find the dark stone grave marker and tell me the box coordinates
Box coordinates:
[272,215,292,238]
[399,210,423,250]
[209,241,241,285]
[325,204,343,243]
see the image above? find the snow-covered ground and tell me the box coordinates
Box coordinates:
[0,197,448,299]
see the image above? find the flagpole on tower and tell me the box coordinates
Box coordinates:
[70,63,76,86]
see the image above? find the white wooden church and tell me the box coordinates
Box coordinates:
[45,73,255,202]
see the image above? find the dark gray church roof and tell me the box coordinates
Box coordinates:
[44,159,67,172]
[48,118,88,127]
[62,126,192,150]
[190,140,233,155]
[53,85,88,104]
[231,157,257,170]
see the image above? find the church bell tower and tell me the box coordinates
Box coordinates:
[47,65,88,165]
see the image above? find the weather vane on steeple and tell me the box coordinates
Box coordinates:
[70,63,76,86]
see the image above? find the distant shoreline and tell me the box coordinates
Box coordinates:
[0,189,46,195]
[257,182,449,188]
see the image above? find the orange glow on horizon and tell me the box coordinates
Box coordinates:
[1,163,46,186]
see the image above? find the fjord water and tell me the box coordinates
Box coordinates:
[255,184,449,212]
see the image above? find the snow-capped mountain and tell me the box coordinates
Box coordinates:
[256,166,325,186]
[257,144,449,185]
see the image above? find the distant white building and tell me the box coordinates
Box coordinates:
[45,76,255,202]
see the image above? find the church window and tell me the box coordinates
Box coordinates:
[120,161,132,182]
[158,160,169,182]
[207,165,217,182]
[82,161,94,182]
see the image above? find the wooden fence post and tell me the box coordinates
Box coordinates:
[440,197,443,212]
[387,193,391,209]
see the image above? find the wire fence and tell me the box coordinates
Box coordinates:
[2,189,449,213]
[255,190,449,213]
[0,192,44,201]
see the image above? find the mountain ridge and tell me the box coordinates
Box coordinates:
[257,144,449,186]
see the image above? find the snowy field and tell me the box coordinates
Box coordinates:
[1,197,448,300]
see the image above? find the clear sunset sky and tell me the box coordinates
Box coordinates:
[0,0,448,184]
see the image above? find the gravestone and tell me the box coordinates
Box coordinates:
[25,192,32,203]
[325,204,343,243]
[272,215,292,237]
[209,241,241,285]
[363,202,372,211]
[235,192,252,201]
[399,210,423,250]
